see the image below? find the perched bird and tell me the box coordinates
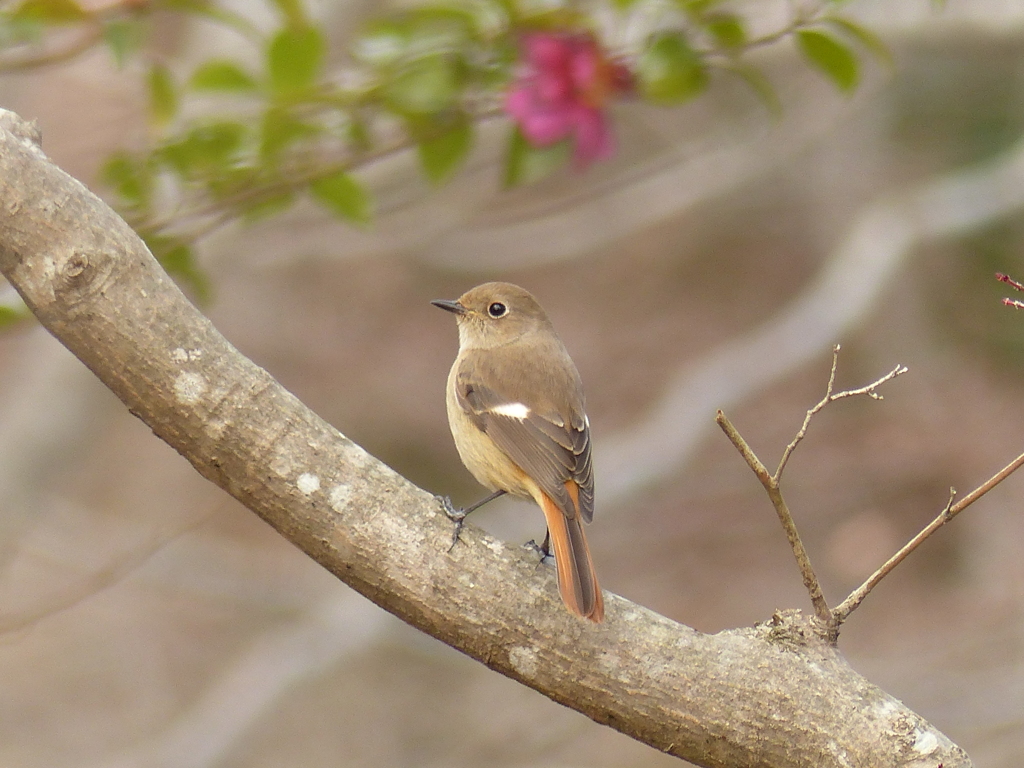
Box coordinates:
[433,282,603,622]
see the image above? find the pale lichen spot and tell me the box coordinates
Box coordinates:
[297,473,320,495]
[483,539,503,555]
[912,730,939,755]
[206,419,227,439]
[491,402,530,419]
[873,699,899,717]
[507,645,539,678]
[174,372,207,405]
[329,483,352,512]
[269,453,295,478]
[172,347,204,363]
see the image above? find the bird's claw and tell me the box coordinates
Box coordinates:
[523,539,554,565]
[439,495,467,551]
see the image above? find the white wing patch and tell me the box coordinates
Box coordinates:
[490,402,531,420]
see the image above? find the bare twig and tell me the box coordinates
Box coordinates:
[774,346,840,478]
[722,343,1024,635]
[834,450,1024,623]
[0,28,103,73]
[716,410,831,628]
[777,345,907,478]
[718,348,907,640]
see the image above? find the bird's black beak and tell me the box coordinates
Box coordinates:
[431,299,467,315]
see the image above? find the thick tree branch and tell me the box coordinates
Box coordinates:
[0,108,971,768]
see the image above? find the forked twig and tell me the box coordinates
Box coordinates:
[717,410,831,626]
[720,344,1024,641]
[777,345,907,478]
[717,346,907,640]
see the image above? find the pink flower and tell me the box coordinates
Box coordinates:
[505,32,631,168]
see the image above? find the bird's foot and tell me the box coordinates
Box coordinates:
[523,538,555,566]
[439,495,467,552]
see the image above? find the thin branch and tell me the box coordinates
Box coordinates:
[776,344,842,478]
[777,345,907,479]
[716,410,832,628]
[717,348,908,639]
[715,408,772,485]
[734,1,823,53]
[139,109,507,249]
[834,449,1024,623]
[0,28,104,73]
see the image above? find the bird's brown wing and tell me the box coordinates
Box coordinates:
[454,347,593,522]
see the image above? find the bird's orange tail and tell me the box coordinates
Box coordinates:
[537,483,604,623]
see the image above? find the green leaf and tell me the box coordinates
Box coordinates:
[705,13,745,50]
[825,16,894,71]
[240,191,295,223]
[503,125,569,187]
[11,0,88,23]
[159,0,214,11]
[259,107,317,161]
[267,25,325,96]
[102,19,141,68]
[403,7,474,51]
[637,33,709,104]
[347,114,371,152]
[351,19,409,66]
[190,60,258,91]
[101,152,152,208]
[161,0,262,43]
[158,243,211,304]
[0,18,44,48]
[384,54,459,115]
[0,303,30,329]
[147,63,178,126]
[189,122,245,165]
[796,29,859,93]
[158,122,246,177]
[309,172,372,225]
[675,0,727,16]
[724,62,781,118]
[268,0,307,27]
[418,120,473,185]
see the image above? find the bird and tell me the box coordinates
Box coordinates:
[432,282,603,622]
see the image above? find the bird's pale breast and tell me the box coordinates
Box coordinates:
[445,356,534,500]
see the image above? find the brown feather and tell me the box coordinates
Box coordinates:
[536,482,603,622]
[454,348,593,520]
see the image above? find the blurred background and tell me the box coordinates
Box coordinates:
[2,0,1024,765]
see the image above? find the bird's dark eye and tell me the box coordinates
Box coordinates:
[488,302,507,318]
